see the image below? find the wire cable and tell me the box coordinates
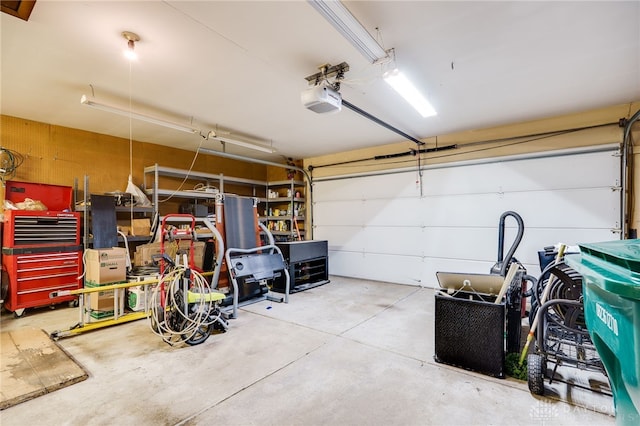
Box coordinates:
[0,147,25,183]
[158,137,205,203]
[148,262,221,346]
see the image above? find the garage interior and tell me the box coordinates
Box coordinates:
[1,1,639,425]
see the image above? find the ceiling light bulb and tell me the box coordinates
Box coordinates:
[122,31,140,61]
[384,69,437,118]
[124,42,137,61]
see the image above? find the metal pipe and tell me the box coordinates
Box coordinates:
[313,143,619,183]
[202,218,225,290]
[308,144,457,170]
[621,109,640,238]
[341,99,425,146]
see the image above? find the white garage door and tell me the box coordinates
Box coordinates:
[312,145,621,287]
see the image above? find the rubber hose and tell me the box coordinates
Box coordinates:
[497,211,525,276]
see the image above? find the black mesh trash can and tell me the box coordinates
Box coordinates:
[434,292,506,378]
[434,271,523,378]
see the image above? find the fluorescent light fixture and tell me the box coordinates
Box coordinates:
[80,95,199,133]
[81,95,276,153]
[308,0,388,64]
[383,69,437,118]
[212,135,275,154]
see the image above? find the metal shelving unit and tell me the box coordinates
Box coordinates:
[263,179,306,241]
[143,165,307,242]
[74,176,155,248]
[143,164,264,214]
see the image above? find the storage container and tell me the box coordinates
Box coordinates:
[566,239,640,425]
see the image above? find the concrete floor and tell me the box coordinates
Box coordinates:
[0,276,615,425]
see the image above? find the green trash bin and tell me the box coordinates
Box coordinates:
[566,240,640,425]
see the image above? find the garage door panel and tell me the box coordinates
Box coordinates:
[420,188,618,229]
[313,147,620,285]
[361,253,423,285]
[492,152,618,193]
[327,251,368,279]
[422,150,619,196]
[328,251,423,285]
[315,226,367,252]
[312,180,365,202]
[357,173,420,198]
[365,195,504,227]
[362,227,424,256]
[421,227,498,261]
[313,199,364,226]
[364,198,423,226]
[313,173,419,201]
[422,193,514,226]
[500,188,619,228]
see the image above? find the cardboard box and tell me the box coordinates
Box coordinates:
[85,248,127,284]
[134,243,163,267]
[134,241,205,269]
[116,218,151,236]
[131,218,151,236]
[116,219,131,235]
[90,292,115,310]
[190,241,205,269]
[85,281,117,318]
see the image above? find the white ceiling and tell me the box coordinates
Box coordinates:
[2,1,639,161]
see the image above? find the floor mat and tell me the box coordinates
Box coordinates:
[1,327,88,410]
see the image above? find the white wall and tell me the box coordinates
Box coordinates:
[313,146,621,287]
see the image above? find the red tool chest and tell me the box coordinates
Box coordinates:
[2,181,82,315]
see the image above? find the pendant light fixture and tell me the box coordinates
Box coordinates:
[81,30,275,154]
[122,31,140,61]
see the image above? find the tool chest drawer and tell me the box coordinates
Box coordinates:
[15,251,81,282]
[2,250,82,312]
[3,210,80,247]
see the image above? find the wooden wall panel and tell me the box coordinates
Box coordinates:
[1,115,267,196]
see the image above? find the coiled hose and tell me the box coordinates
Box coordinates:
[149,265,221,346]
[528,260,585,333]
